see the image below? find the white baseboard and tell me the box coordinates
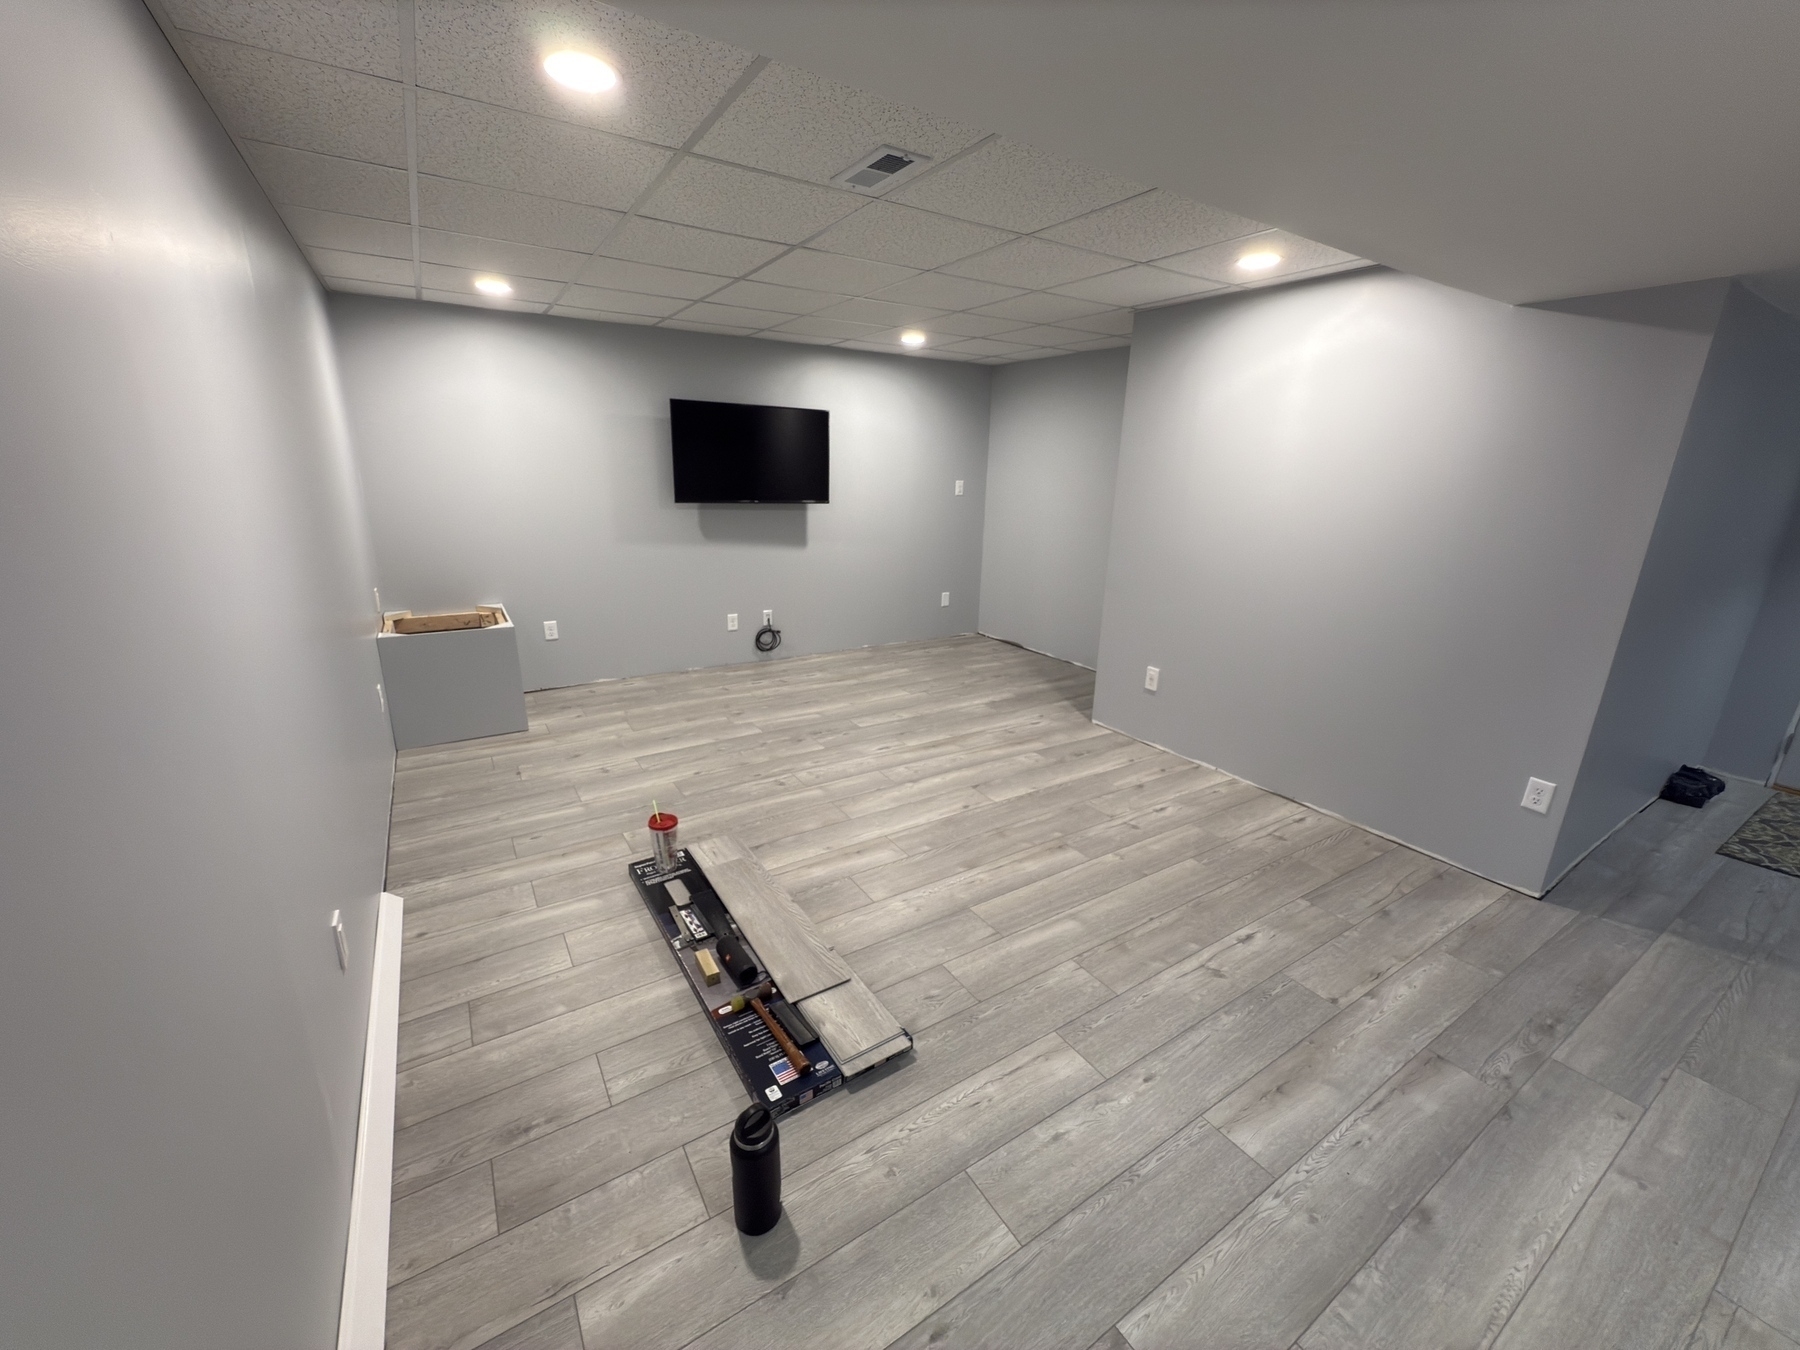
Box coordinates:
[337,892,404,1350]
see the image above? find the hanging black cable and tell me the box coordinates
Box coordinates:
[754,622,782,652]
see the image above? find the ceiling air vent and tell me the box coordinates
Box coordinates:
[831,145,931,194]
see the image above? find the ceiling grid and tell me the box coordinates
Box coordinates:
[147,0,1370,363]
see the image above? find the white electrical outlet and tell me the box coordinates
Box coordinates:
[941,591,951,607]
[727,613,738,631]
[1144,665,1160,692]
[376,683,385,714]
[955,480,964,496]
[1522,777,1556,814]
[329,909,348,972]
[543,620,559,640]
[763,609,773,624]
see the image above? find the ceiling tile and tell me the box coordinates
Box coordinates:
[180,34,405,167]
[419,264,561,303]
[867,272,1023,311]
[1159,229,1362,284]
[1038,190,1265,262]
[163,0,401,78]
[806,201,1014,270]
[756,330,843,346]
[547,307,661,326]
[241,141,409,221]
[994,324,1099,347]
[598,218,788,276]
[1051,264,1225,307]
[322,277,415,300]
[661,318,761,337]
[749,249,919,295]
[812,297,951,328]
[573,255,727,299]
[414,2,754,148]
[693,61,984,184]
[890,137,1143,233]
[640,159,861,244]
[1239,257,1374,289]
[769,315,885,339]
[418,229,589,282]
[941,336,1038,357]
[421,287,544,313]
[1060,335,1133,351]
[703,280,842,314]
[418,176,621,253]
[305,248,412,286]
[971,291,1116,325]
[280,206,411,259]
[941,236,1124,289]
[1057,307,1136,335]
[927,311,1032,338]
[675,301,793,329]
[416,90,670,211]
[557,286,687,317]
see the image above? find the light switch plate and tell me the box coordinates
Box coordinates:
[955,480,964,495]
[1522,777,1556,814]
[543,620,559,640]
[941,592,951,606]
[727,613,738,631]
[1145,665,1160,692]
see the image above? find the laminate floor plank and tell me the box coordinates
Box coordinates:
[1718,1090,1800,1340]
[898,1118,1269,1350]
[573,1037,1101,1350]
[1206,949,1498,1174]
[384,641,1796,1350]
[1063,899,1349,1074]
[1491,1071,1780,1350]
[970,975,1331,1242]
[1431,914,1655,1092]
[682,1174,1017,1350]
[1554,931,1743,1106]
[1301,1059,1641,1350]
[1123,1052,1506,1350]
[691,842,851,1000]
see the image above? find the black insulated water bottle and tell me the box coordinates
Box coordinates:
[730,1104,782,1236]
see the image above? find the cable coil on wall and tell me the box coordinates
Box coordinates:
[755,622,782,653]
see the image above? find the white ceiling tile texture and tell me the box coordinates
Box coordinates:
[157,0,1366,362]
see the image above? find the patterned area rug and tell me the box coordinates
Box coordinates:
[1718,792,1800,879]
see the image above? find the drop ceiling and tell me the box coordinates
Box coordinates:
[144,0,1366,363]
[625,0,1800,306]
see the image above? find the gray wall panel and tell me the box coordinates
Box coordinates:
[978,349,1128,668]
[0,2,394,1347]
[1093,270,1711,893]
[330,298,991,689]
[1552,285,1800,877]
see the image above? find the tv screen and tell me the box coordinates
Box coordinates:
[670,398,829,504]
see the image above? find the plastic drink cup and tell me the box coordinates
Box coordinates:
[649,810,679,871]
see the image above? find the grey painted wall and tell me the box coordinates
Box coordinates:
[1093,269,1712,893]
[330,296,991,689]
[0,3,393,1347]
[1699,298,1800,782]
[978,349,1128,668]
[1550,286,1800,877]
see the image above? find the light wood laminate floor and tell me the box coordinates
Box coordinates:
[382,636,1800,1350]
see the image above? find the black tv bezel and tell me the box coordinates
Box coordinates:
[670,397,830,505]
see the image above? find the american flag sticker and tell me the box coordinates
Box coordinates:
[771,1057,799,1085]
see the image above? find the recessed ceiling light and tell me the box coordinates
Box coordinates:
[1236,250,1283,273]
[543,50,618,93]
[473,276,513,296]
[899,330,927,348]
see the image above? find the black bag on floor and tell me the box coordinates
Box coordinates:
[1660,764,1726,808]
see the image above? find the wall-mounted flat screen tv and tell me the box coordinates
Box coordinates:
[670,398,829,503]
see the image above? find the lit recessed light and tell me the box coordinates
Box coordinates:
[899,330,927,348]
[473,276,513,297]
[543,50,618,93]
[1235,250,1283,273]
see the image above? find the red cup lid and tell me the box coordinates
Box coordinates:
[649,812,678,830]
